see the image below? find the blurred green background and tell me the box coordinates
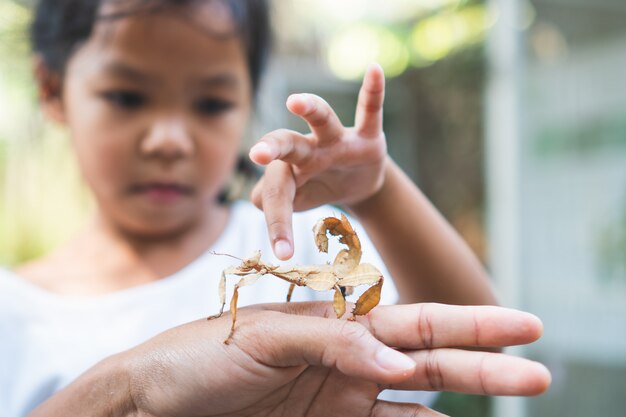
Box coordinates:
[1,0,626,416]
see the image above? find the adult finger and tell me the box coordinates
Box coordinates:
[372,401,449,417]
[249,129,314,166]
[388,348,551,396]
[264,302,544,349]
[286,93,345,145]
[367,303,543,349]
[258,160,296,260]
[233,310,417,385]
[354,63,385,138]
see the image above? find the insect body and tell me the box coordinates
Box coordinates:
[208,214,384,343]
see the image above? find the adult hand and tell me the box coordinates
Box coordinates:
[29,302,549,417]
[124,302,550,417]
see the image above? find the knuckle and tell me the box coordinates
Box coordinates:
[266,217,287,237]
[358,98,382,115]
[305,97,331,125]
[309,108,331,128]
[318,320,370,370]
[410,404,434,417]
[416,304,435,349]
[336,320,371,349]
[265,128,291,140]
[263,185,287,202]
[265,129,290,145]
[476,354,489,395]
[423,349,444,391]
[275,128,296,137]
[472,309,482,347]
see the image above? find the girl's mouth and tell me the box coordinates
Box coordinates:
[130,182,194,204]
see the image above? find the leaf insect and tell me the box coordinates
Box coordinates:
[208,215,384,344]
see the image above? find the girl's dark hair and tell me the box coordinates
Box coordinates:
[30,0,272,96]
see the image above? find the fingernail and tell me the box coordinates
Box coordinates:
[288,94,312,113]
[274,239,292,260]
[368,62,383,73]
[250,142,275,160]
[375,347,416,373]
[299,95,313,112]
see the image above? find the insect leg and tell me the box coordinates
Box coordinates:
[286,283,296,302]
[224,274,261,344]
[207,270,228,320]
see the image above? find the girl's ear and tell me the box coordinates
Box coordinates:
[33,55,67,125]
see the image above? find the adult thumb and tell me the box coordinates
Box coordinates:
[233,310,416,384]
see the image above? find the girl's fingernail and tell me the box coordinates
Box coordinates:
[375,347,416,373]
[299,95,313,112]
[368,62,383,73]
[288,94,312,113]
[274,240,292,260]
[251,142,275,159]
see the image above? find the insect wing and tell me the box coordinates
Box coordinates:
[333,286,346,318]
[303,271,338,291]
[351,278,384,317]
[337,263,383,287]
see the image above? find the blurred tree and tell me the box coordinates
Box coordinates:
[405,46,487,261]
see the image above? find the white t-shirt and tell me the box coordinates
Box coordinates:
[0,201,436,416]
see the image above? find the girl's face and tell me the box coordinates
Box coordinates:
[50,3,252,237]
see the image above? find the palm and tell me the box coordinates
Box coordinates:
[227,367,379,417]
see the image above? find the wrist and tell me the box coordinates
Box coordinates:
[27,352,138,417]
[90,353,139,417]
[345,156,395,219]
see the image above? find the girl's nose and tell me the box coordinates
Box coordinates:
[141,118,194,160]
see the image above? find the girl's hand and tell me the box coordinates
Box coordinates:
[249,64,388,260]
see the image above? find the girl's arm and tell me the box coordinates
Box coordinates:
[348,158,497,305]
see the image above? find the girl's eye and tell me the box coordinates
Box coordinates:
[101,91,147,109]
[194,98,235,115]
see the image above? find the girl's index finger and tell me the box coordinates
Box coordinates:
[286,93,345,146]
[355,63,386,139]
[259,160,297,261]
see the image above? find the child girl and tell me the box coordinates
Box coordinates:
[0,0,499,415]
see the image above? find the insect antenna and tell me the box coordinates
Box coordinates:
[209,251,243,261]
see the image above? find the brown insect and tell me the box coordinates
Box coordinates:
[208,214,384,343]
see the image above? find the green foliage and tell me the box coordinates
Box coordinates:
[0,1,90,266]
[433,393,491,417]
[0,0,31,74]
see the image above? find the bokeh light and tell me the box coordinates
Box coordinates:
[326,24,409,80]
[410,5,495,64]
